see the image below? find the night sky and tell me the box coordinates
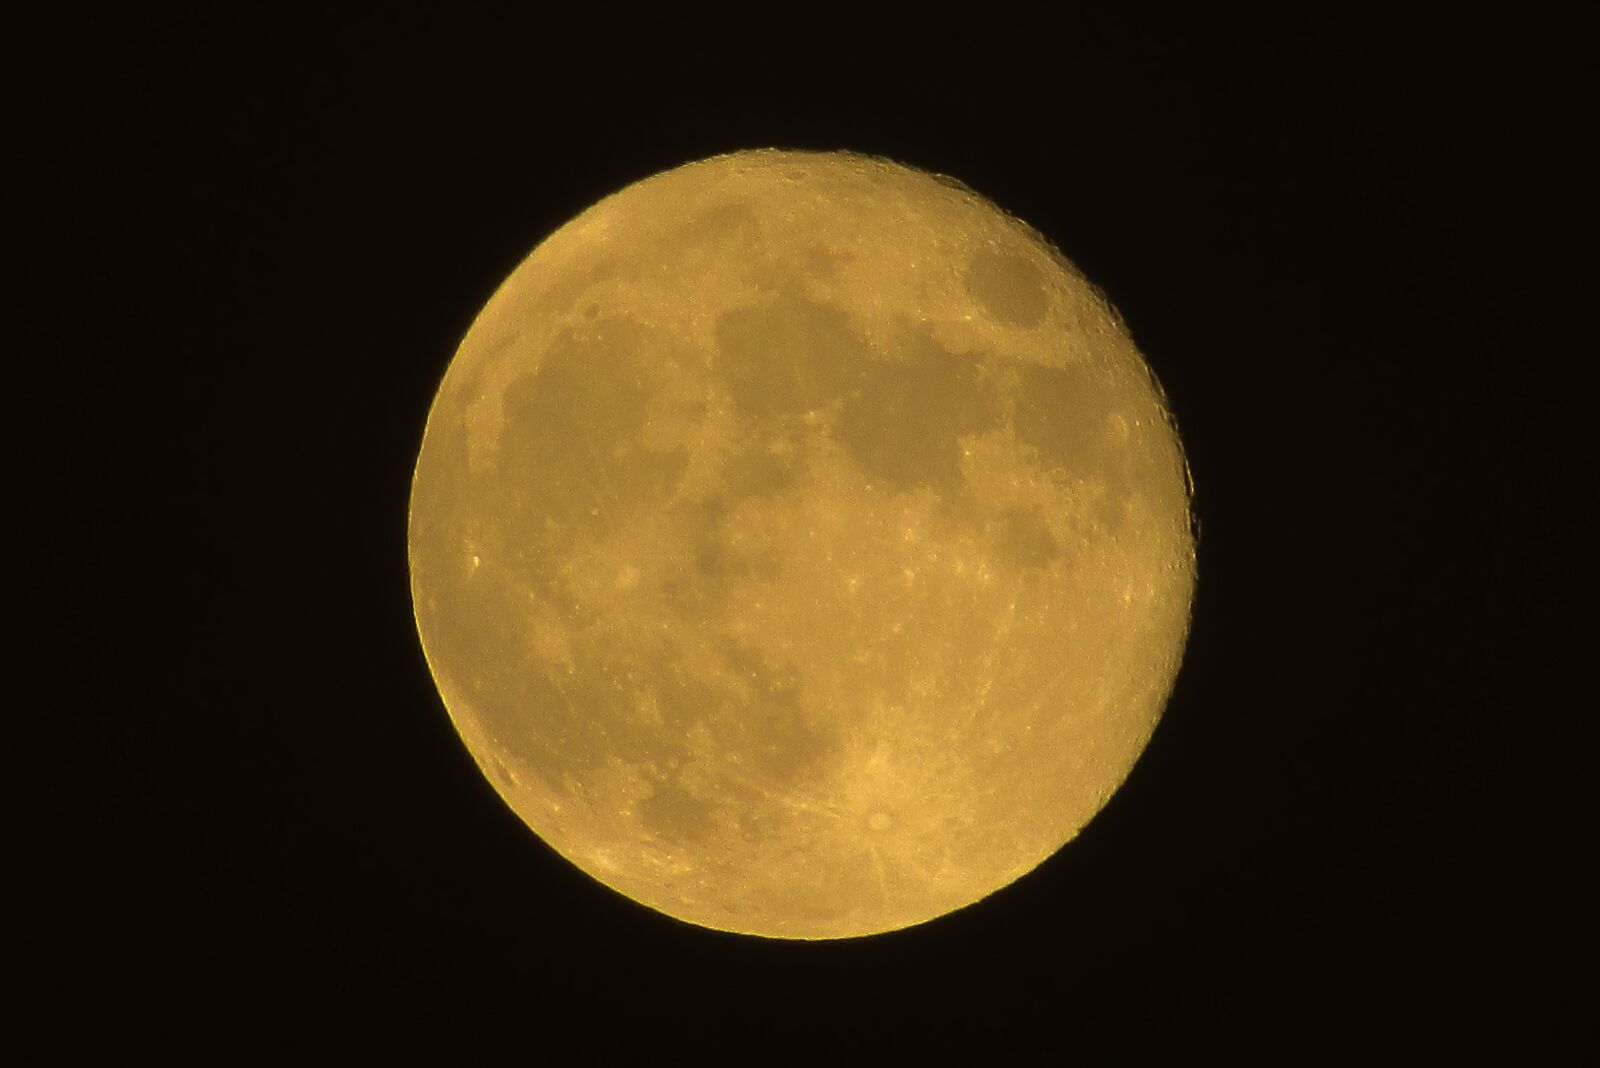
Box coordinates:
[27,11,1579,1058]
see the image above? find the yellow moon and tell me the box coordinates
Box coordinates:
[408,149,1195,939]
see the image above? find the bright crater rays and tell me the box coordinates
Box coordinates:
[408,149,1195,939]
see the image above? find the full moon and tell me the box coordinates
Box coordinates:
[408,149,1195,939]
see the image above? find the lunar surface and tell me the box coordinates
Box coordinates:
[408,149,1195,939]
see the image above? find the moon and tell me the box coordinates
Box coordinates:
[408,149,1195,939]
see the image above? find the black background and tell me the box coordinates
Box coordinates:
[27,10,1580,1058]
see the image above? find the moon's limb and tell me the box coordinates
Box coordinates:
[408,149,1195,939]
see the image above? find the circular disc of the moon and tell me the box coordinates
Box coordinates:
[408,149,1195,939]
